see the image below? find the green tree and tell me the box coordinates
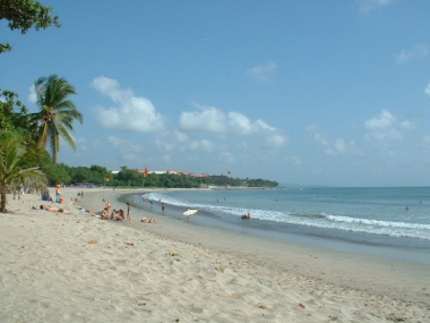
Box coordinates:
[88,165,110,185]
[0,89,32,142]
[69,166,90,184]
[29,75,83,164]
[0,131,48,212]
[144,173,158,187]
[42,162,71,185]
[0,0,60,53]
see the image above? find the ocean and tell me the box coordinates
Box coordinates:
[126,186,430,264]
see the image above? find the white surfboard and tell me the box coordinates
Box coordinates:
[183,209,198,216]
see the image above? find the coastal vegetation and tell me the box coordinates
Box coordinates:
[0,75,82,212]
[0,131,48,212]
[0,1,67,212]
[43,164,279,189]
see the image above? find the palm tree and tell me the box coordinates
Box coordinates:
[29,75,83,164]
[0,131,48,213]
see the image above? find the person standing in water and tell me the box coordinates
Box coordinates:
[126,202,132,222]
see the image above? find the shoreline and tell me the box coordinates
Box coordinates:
[124,188,430,265]
[1,187,429,322]
[79,189,430,304]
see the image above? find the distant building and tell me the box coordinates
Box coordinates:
[131,169,209,178]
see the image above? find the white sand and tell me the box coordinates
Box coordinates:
[0,187,429,323]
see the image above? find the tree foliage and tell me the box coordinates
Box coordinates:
[0,130,48,212]
[0,0,60,53]
[43,163,110,186]
[29,75,83,164]
[39,164,279,189]
[0,89,33,142]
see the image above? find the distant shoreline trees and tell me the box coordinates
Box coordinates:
[43,164,279,189]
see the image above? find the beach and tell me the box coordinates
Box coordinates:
[0,187,429,322]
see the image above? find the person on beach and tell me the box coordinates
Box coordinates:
[100,207,111,220]
[126,202,131,222]
[141,217,156,223]
[103,199,111,213]
[111,209,125,221]
[42,191,53,202]
[161,203,165,214]
[55,184,61,203]
[40,204,73,214]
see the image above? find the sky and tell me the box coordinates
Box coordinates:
[2,0,430,187]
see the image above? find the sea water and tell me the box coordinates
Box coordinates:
[127,187,430,264]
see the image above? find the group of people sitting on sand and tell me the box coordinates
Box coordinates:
[38,197,156,224]
[96,199,155,223]
[98,208,155,223]
[99,208,126,221]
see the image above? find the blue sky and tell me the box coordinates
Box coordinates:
[2,0,430,186]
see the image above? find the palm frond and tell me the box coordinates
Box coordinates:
[29,75,83,164]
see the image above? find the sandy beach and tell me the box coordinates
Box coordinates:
[0,187,429,323]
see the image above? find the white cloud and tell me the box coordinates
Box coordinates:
[189,139,215,152]
[365,109,396,130]
[155,136,175,152]
[179,104,226,133]
[263,134,288,149]
[180,104,278,135]
[175,131,189,143]
[395,43,429,64]
[108,135,142,161]
[27,85,37,104]
[91,76,166,133]
[74,137,88,152]
[255,119,277,132]
[179,103,287,149]
[357,0,395,14]
[236,141,248,150]
[227,111,253,135]
[219,151,235,164]
[307,125,361,156]
[155,130,216,154]
[313,133,329,146]
[335,138,346,153]
[400,120,416,130]
[425,84,430,97]
[364,109,415,142]
[247,61,278,83]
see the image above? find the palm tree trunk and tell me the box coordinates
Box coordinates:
[0,188,7,213]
